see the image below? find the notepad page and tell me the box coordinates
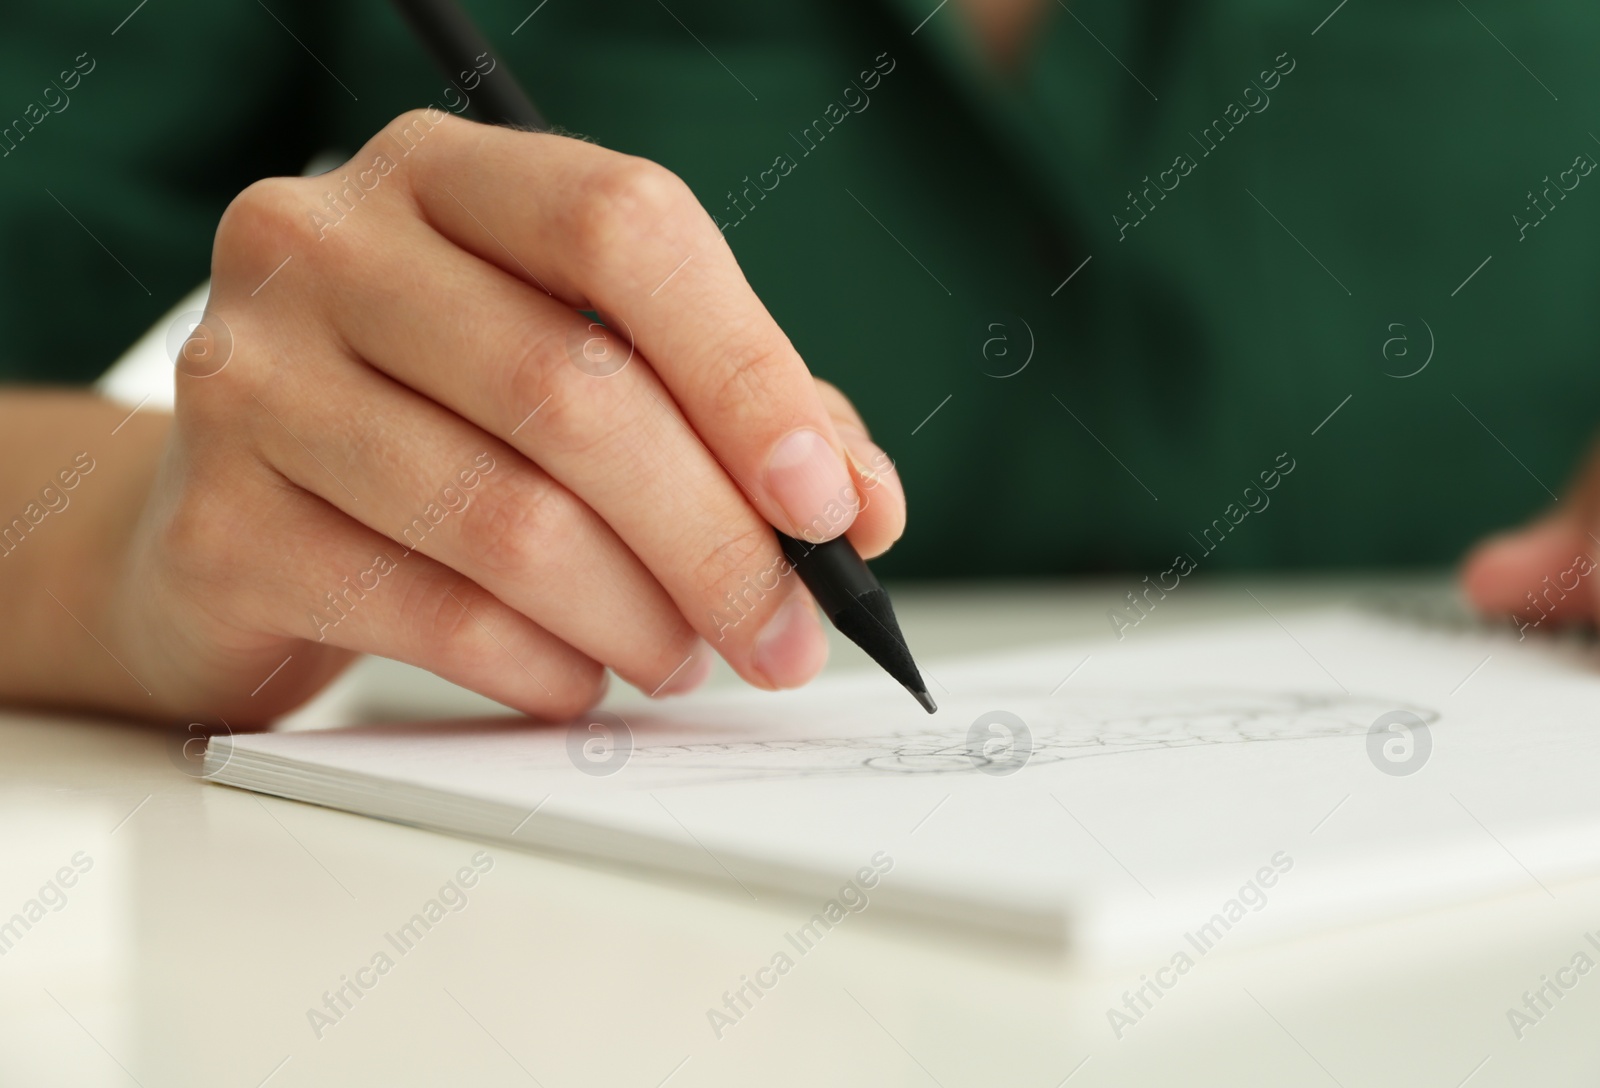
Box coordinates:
[208,609,1600,960]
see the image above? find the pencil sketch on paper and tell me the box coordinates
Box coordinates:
[619,689,1438,781]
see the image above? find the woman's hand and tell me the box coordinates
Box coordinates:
[78,112,904,725]
[1461,444,1600,631]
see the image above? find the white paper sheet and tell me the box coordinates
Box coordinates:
[206,609,1600,962]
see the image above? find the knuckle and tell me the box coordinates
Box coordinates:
[569,157,692,269]
[160,496,231,571]
[691,522,783,610]
[173,325,276,428]
[156,476,267,587]
[377,108,452,154]
[213,176,316,283]
[706,336,793,424]
[459,473,582,580]
[534,389,638,460]
[498,320,565,421]
[397,572,606,719]
[403,573,491,651]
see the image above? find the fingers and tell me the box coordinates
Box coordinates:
[292,208,828,689]
[301,526,608,721]
[390,114,863,544]
[209,335,713,699]
[1460,432,1600,628]
[196,114,903,701]
[166,466,608,720]
[1460,512,1597,625]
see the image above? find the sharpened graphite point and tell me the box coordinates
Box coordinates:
[776,533,935,715]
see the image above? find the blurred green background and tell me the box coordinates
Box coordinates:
[3,0,1596,578]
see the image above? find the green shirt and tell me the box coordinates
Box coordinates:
[4,0,1598,579]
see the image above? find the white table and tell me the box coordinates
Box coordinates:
[2,577,1596,1086]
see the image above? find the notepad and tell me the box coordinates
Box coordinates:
[204,609,1600,962]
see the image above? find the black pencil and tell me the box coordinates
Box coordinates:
[775,532,936,712]
[388,0,937,713]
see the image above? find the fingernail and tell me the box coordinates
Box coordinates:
[765,428,856,542]
[753,592,829,689]
[653,641,714,697]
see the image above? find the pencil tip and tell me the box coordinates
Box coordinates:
[826,587,934,716]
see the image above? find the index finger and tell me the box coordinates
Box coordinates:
[402,114,865,544]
